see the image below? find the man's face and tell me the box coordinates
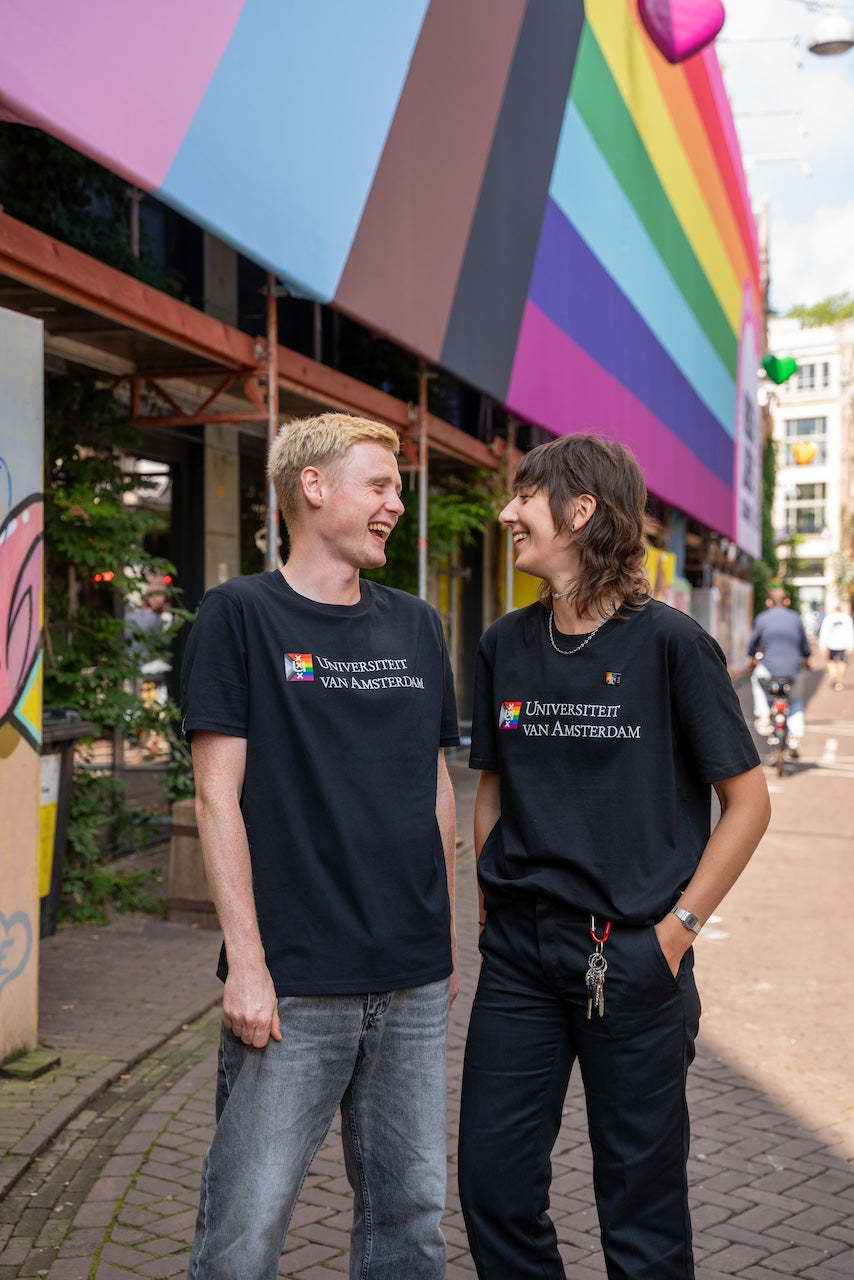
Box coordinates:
[319,442,404,570]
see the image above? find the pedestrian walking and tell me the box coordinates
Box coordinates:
[457,434,770,1280]
[181,412,459,1280]
[818,599,854,690]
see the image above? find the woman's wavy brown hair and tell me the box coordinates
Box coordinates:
[513,434,650,618]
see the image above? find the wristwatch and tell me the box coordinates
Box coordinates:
[670,906,702,934]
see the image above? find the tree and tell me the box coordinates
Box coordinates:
[785,293,854,327]
[751,435,778,615]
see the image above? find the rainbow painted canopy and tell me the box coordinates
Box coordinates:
[0,0,760,552]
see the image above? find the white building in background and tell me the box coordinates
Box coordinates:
[765,317,854,618]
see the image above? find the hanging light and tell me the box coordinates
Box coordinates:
[808,12,854,55]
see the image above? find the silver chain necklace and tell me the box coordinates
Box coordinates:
[547,609,606,656]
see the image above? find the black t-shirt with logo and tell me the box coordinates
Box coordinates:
[470,598,759,924]
[181,571,459,995]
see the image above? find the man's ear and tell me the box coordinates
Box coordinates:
[301,466,324,510]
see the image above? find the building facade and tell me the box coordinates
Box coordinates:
[766,316,854,617]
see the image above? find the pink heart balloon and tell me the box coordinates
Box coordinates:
[638,0,725,64]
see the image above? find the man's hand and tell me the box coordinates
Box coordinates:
[222,964,282,1048]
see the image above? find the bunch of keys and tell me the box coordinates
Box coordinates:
[585,915,612,1020]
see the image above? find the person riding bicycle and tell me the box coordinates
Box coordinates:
[747,588,811,754]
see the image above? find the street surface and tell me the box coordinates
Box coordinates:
[1,666,852,1277]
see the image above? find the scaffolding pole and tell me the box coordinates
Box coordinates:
[504,418,516,613]
[265,273,280,572]
[417,364,431,601]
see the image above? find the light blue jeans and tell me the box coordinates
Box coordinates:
[187,980,450,1280]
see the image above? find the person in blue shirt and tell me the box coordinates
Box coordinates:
[747,588,811,749]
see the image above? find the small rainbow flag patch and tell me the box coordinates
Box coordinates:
[605,672,622,686]
[499,701,522,730]
[285,653,314,681]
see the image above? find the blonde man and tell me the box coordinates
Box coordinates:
[182,413,459,1280]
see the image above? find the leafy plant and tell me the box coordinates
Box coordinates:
[366,470,502,595]
[59,767,163,924]
[43,372,191,918]
[0,124,174,291]
[751,435,779,615]
[785,293,854,327]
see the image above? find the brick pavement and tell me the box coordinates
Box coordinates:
[1,668,853,1276]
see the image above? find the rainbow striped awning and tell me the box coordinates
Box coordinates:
[0,0,760,553]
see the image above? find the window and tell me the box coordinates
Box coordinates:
[794,361,832,392]
[782,417,827,465]
[784,482,826,536]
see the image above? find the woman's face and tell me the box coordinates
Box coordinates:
[499,485,570,581]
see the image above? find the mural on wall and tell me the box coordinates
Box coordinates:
[0,909,34,1001]
[0,479,44,754]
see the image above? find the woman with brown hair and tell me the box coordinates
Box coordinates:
[458,434,770,1280]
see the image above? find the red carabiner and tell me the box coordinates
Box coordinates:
[589,915,612,945]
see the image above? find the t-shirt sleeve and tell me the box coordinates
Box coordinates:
[180,588,249,739]
[670,628,760,783]
[468,633,498,770]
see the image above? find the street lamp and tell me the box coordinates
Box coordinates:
[808,11,854,54]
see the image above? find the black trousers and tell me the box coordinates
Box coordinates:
[458,898,701,1280]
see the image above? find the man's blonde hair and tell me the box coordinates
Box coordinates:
[268,412,400,531]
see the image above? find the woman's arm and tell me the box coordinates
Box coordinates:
[655,764,771,974]
[474,770,501,931]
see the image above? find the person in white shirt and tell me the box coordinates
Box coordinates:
[818,602,854,690]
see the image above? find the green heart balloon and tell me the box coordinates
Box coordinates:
[762,354,798,385]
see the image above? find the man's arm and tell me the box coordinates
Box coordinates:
[473,770,501,935]
[191,731,282,1048]
[655,764,771,974]
[746,621,762,662]
[436,748,458,1004]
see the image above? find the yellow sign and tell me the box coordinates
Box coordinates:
[38,752,61,897]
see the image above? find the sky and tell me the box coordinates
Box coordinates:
[718,0,854,314]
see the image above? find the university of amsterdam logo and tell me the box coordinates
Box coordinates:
[285,653,314,681]
[499,701,522,730]
[605,672,622,686]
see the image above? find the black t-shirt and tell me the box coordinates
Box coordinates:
[181,572,459,995]
[469,598,759,924]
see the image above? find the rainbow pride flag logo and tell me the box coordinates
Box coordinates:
[499,701,522,730]
[285,653,314,681]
